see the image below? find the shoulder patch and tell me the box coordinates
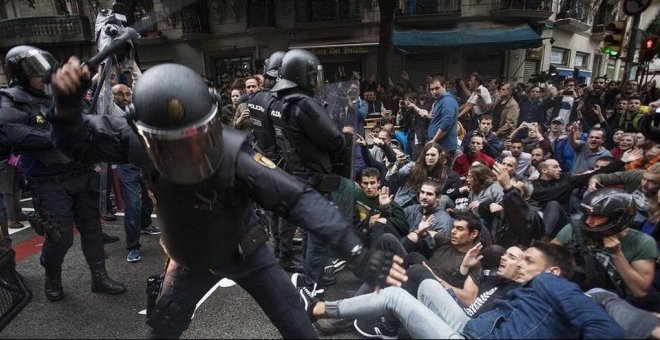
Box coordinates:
[253,153,276,169]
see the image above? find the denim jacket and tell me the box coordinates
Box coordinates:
[462,273,623,339]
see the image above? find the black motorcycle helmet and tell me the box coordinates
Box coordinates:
[128,63,223,185]
[579,188,636,237]
[264,51,285,79]
[5,45,57,88]
[270,49,324,93]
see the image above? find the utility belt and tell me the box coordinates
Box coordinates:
[292,171,340,193]
[28,168,90,185]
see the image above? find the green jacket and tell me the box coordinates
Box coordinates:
[592,169,643,193]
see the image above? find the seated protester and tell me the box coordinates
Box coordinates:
[485,163,545,248]
[403,179,454,237]
[568,124,612,175]
[386,142,462,208]
[611,132,636,160]
[452,135,495,177]
[526,147,544,180]
[352,167,409,246]
[553,120,587,172]
[532,156,625,221]
[552,188,658,312]
[454,163,503,222]
[461,115,501,159]
[508,121,550,154]
[624,141,659,171]
[401,213,483,308]
[369,129,399,166]
[588,162,660,225]
[500,139,533,178]
[354,130,395,185]
[300,241,624,339]
[461,245,524,318]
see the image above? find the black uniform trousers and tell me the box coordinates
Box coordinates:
[147,243,318,339]
[29,170,104,269]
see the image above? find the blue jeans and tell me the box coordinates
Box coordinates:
[118,164,154,251]
[325,280,468,338]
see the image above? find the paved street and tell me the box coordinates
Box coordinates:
[0,199,366,339]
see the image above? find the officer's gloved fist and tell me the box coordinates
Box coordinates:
[363,250,407,290]
[49,56,91,123]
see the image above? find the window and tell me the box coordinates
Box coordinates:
[575,52,589,68]
[550,48,569,65]
[247,0,276,27]
[295,0,360,23]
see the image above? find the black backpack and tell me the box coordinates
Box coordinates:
[569,221,625,297]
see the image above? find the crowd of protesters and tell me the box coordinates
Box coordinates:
[214,66,660,339]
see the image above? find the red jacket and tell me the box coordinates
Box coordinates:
[452,151,495,177]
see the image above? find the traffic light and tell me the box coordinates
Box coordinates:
[640,36,658,62]
[603,20,627,57]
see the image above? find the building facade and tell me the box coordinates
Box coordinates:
[1,0,658,89]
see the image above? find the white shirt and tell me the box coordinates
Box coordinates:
[468,85,492,116]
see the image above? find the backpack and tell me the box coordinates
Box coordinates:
[569,221,625,296]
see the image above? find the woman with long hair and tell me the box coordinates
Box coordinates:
[386,142,461,208]
[454,162,503,218]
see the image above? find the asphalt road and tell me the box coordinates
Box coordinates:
[0,203,367,339]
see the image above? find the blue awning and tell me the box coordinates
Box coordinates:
[555,67,592,78]
[393,22,542,53]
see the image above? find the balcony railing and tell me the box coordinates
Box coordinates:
[490,0,552,20]
[556,0,590,24]
[397,0,461,16]
[491,0,551,12]
[295,0,360,23]
[0,15,93,48]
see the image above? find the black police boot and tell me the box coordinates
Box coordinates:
[278,256,303,273]
[90,261,126,295]
[44,266,64,301]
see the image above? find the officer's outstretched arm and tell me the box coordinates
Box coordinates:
[295,98,345,153]
[47,56,134,165]
[236,149,407,288]
[0,124,54,150]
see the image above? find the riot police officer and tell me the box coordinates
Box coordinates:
[47,57,406,338]
[248,51,301,272]
[0,45,126,301]
[270,49,347,289]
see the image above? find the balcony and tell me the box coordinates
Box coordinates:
[295,0,360,24]
[0,15,93,48]
[555,0,592,33]
[490,0,553,21]
[395,0,461,26]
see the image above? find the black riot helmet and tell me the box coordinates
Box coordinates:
[270,49,324,93]
[579,188,636,238]
[5,45,57,88]
[264,51,285,79]
[128,63,223,185]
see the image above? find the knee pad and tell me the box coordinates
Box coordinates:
[146,295,195,335]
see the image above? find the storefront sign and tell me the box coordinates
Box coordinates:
[310,46,372,56]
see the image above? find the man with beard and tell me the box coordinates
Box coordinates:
[588,162,660,226]
[569,125,611,175]
[581,76,608,131]
[401,179,454,256]
[452,135,495,177]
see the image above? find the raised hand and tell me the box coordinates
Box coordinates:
[461,242,484,270]
[378,186,393,208]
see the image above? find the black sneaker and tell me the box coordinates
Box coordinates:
[324,258,347,276]
[353,317,399,339]
[298,284,324,322]
[102,232,119,244]
[100,213,117,222]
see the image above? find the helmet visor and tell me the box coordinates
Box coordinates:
[135,105,223,185]
[17,50,57,78]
